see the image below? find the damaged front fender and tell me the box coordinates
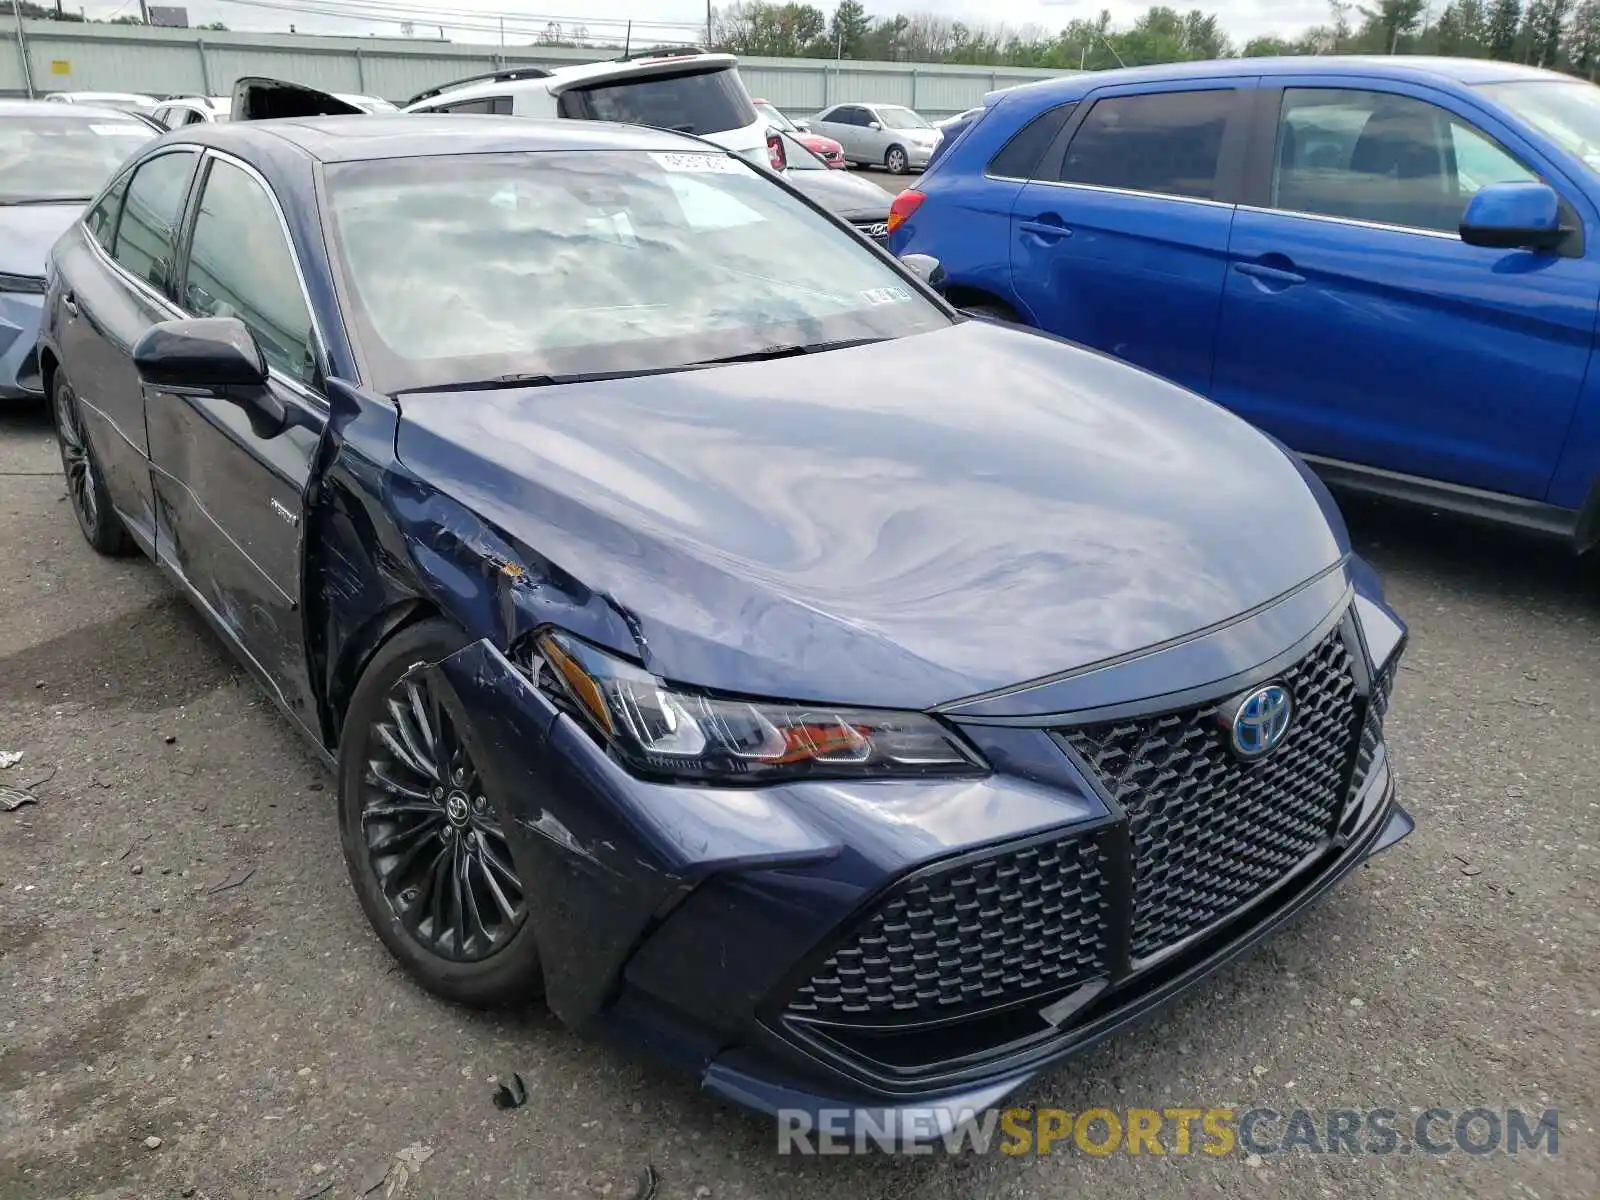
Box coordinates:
[421,637,840,1027]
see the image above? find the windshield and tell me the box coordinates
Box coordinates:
[1479,79,1600,169]
[755,101,797,133]
[560,68,758,137]
[325,150,948,392]
[876,105,930,130]
[0,113,154,203]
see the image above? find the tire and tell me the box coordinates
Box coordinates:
[885,144,909,175]
[337,618,545,1008]
[53,369,133,557]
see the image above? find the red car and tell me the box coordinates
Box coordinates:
[754,99,845,168]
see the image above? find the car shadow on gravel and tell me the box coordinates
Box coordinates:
[1338,493,1600,613]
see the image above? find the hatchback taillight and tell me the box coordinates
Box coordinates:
[767,131,787,172]
[887,189,925,234]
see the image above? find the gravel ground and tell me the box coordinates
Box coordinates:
[0,397,1596,1200]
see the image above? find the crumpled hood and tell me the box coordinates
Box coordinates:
[393,321,1348,709]
[0,203,83,277]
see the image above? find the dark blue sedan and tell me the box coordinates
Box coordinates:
[39,112,1411,1132]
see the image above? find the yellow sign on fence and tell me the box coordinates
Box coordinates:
[50,60,71,75]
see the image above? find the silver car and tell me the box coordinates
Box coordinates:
[0,100,155,400]
[809,102,941,174]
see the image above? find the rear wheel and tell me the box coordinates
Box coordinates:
[337,619,544,1007]
[54,370,133,556]
[885,145,909,175]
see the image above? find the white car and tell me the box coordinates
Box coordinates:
[45,91,157,115]
[150,95,231,128]
[808,102,941,174]
[399,52,770,167]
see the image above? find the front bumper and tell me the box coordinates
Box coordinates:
[433,569,1410,1127]
[906,143,934,168]
[0,291,45,400]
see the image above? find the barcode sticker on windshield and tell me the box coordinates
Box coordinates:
[91,124,149,136]
[650,152,739,173]
[861,286,913,306]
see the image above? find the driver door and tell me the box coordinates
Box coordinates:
[144,150,325,722]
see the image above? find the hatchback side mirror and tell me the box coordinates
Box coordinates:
[132,316,288,438]
[1459,181,1566,251]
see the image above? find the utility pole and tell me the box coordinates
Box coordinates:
[705,0,712,47]
[138,0,149,23]
[10,0,37,98]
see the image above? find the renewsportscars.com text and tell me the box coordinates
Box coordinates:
[777,1105,1561,1157]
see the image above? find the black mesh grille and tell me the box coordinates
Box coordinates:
[1062,626,1362,961]
[787,833,1108,1021]
[1351,659,1396,799]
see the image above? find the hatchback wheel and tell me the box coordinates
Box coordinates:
[54,371,132,556]
[885,145,909,175]
[337,619,544,1007]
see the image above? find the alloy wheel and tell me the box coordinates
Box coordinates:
[359,672,527,962]
[887,147,907,174]
[56,383,98,532]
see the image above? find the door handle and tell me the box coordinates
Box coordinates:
[1019,219,1072,241]
[1234,262,1305,286]
[62,291,79,318]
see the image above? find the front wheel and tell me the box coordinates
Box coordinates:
[337,619,544,1008]
[54,370,132,556]
[885,145,909,175]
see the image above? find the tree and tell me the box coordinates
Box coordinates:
[713,2,828,57]
[826,0,872,57]
[1570,0,1600,74]
[1518,0,1569,64]
[1436,0,1489,53]
[1359,0,1427,51]
[1241,34,1303,54]
[1486,0,1524,57]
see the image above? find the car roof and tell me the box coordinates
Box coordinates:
[0,98,153,121]
[177,112,722,163]
[406,51,739,108]
[985,54,1568,107]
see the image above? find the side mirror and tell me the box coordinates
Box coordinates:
[132,317,288,438]
[1459,181,1565,251]
[793,118,811,131]
[868,121,882,131]
[900,252,947,294]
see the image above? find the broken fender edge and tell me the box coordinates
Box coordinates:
[423,637,840,1025]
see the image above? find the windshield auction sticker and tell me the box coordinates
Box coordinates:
[649,152,739,173]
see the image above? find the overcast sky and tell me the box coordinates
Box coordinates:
[67,0,1334,46]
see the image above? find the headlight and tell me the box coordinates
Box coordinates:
[526,629,987,784]
[0,272,47,295]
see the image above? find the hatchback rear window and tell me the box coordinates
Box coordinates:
[559,67,757,136]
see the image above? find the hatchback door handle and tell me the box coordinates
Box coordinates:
[1234,262,1305,286]
[62,291,79,317]
[1019,219,1071,241]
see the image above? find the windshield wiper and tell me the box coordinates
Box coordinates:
[394,366,696,396]
[0,196,93,206]
[687,336,890,366]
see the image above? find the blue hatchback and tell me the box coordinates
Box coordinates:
[893,56,1600,548]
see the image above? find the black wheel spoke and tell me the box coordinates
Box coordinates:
[358,670,528,963]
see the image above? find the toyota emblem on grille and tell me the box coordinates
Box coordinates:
[1221,683,1293,760]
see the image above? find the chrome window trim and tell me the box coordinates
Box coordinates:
[1235,203,1463,241]
[1001,177,1236,210]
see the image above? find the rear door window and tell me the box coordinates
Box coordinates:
[436,96,513,115]
[560,68,757,136]
[988,102,1076,178]
[1056,89,1236,200]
